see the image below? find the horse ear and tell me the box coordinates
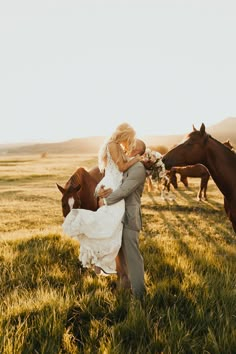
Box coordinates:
[56,183,65,194]
[192,124,197,131]
[200,123,206,135]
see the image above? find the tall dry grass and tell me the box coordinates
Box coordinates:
[0,154,235,353]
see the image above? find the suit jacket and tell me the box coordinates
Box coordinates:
[105,161,146,231]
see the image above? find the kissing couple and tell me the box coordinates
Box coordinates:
[62,122,147,299]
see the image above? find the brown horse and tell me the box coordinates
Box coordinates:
[162,123,236,233]
[57,166,104,217]
[223,140,235,151]
[168,164,210,201]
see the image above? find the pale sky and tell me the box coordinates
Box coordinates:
[0,0,236,143]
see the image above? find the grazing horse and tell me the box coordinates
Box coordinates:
[162,123,236,233]
[223,140,235,152]
[168,164,210,201]
[57,166,104,217]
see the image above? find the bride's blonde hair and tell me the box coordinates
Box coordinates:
[98,123,136,172]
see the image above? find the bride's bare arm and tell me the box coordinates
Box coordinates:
[108,142,141,172]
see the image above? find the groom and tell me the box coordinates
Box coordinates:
[98,139,147,299]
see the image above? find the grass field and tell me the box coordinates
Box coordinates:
[0,154,236,353]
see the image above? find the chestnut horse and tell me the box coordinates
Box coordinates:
[223,140,235,151]
[57,166,104,217]
[168,164,210,201]
[162,123,236,233]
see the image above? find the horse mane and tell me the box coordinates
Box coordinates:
[67,168,88,188]
[188,127,235,153]
[207,134,236,155]
[69,172,80,187]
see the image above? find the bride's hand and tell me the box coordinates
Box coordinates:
[135,154,142,161]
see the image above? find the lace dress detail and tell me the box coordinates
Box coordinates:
[62,144,124,274]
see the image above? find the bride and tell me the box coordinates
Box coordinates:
[62,123,141,274]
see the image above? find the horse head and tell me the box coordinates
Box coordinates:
[162,123,208,170]
[57,183,81,217]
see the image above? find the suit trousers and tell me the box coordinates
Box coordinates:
[119,226,145,298]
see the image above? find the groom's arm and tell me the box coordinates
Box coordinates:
[104,163,146,206]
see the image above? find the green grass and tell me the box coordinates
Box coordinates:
[0,154,236,353]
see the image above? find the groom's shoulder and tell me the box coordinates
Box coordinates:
[128,161,146,173]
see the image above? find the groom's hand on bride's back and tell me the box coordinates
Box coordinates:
[97,186,113,198]
[97,186,113,208]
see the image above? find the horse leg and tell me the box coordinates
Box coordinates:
[160,184,166,199]
[164,176,171,192]
[181,176,188,188]
[224,197,236,234]
[197,186,202,201]
[203,184,208,201]
[167,181,170,192]
[180,175,188,188]
[203,176,209,201]
[196,178,202,201]
[229,204,236,233]
[198,177,208,202]
[147,176,153,192]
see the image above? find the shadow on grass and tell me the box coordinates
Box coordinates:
[0,230,235,353]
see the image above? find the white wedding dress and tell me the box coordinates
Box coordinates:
[62,145,124,274]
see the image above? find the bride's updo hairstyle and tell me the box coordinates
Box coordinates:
[98,122,136,172]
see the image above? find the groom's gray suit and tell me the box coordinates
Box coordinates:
[105,161,146,298]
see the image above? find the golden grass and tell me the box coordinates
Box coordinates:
[0,154,236,353]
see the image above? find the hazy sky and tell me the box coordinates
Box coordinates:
[0,0,236,143]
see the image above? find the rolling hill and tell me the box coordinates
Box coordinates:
[207,117,236,143]
[1,117,236,155]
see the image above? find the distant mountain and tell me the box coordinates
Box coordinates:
[141,117,236,149]
[1,117,235,155]
[0,136,106,155]
[207,117,236,143]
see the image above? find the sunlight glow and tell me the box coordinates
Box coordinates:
[0,1,235,143]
